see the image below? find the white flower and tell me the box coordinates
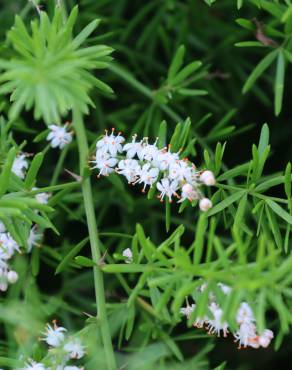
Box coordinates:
[206,302,229,337]
[135,163,159,191]
[138,138,159,162]
[234,322,258,348]
[217,283,231,295]
[0,259,8,269]
[116,159,140,183]
[0,221,6,233]
[0,269,8,292]
[122,248,133,263]
[20,361,47,370]
[180,302,206,328]
[180,303,195,318]
[199,198,212,212]
[64,338,85,359]
[236,302,255,325]
[42,322,66,347]
[7,270,18,284]
[123,134,143,159]
[64,367,83,370]
[47,124,73,149]
[168,160,192,182]
[0,233,20,260]
[27,226,42,252]
[178,183,198,203]
[200,170,216,186]
[193,317,207,329]
[34,188,51,205]
[12,154,29,179]
[258,329,274,348]
[154,147,179,170]
[156,178,179,202]
[91,150,118,176]
[96,129,125,156]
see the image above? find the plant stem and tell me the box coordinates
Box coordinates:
[73,108,117,370]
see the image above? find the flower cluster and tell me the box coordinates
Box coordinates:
[91,130,215,210]
[0,220,44,292]
[19,322,85,370]
[3,153,50,293]
[0,221,20,291]
[180,282,274,349]
[46,123,73,150]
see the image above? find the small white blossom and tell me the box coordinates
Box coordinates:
[122,248,133,263]
[206,302,229,337]
[135,163,159,191]
[64,338,85,359]
[168,160,192,182]
[180,302,206,328]
[96,129,125,156]
[200,170,216,186]
[34,188,51,205]
[12,154,29,179]
[42,322,66,347]
[0,221,6,233]
[234,322,258,348]
[180,303,196,318]
[47,124,73,149]
[92,150,118,176]
[193,317,207,329]
[139,138,159,162]
[117,159,140,183]
[0,259,8,269]
[217,283,232,295]
[0,269,8,291]
[178,183,198,203]
[0,233,20,260]
[27,226,42,252]
[199,198,212,212]
[123,134,143,159]
[258,329,274,348]
[20,361,47,370]
[156,178,179,202]
[7,270,18,284]
[64,367,83,370]
[154,147,179,170]
[236,302,255,325]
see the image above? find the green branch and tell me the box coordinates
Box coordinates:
[73,108,117,370]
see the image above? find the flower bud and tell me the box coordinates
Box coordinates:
[181,183,193,194]
[200,170,215,186]
[0,282,8,291]
[199,198,212,212]
[258,335,271,348]
[122,248,133,263]
[7,270,18,284]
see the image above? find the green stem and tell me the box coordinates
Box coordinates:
[73,108,117,370]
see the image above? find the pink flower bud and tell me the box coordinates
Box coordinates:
[200,170,216,186]
[199,198,212,212]
[7,270,18,284]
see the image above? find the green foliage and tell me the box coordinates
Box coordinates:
[0,6,113,124]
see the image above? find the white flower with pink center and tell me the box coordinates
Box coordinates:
[96,129,125,156]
